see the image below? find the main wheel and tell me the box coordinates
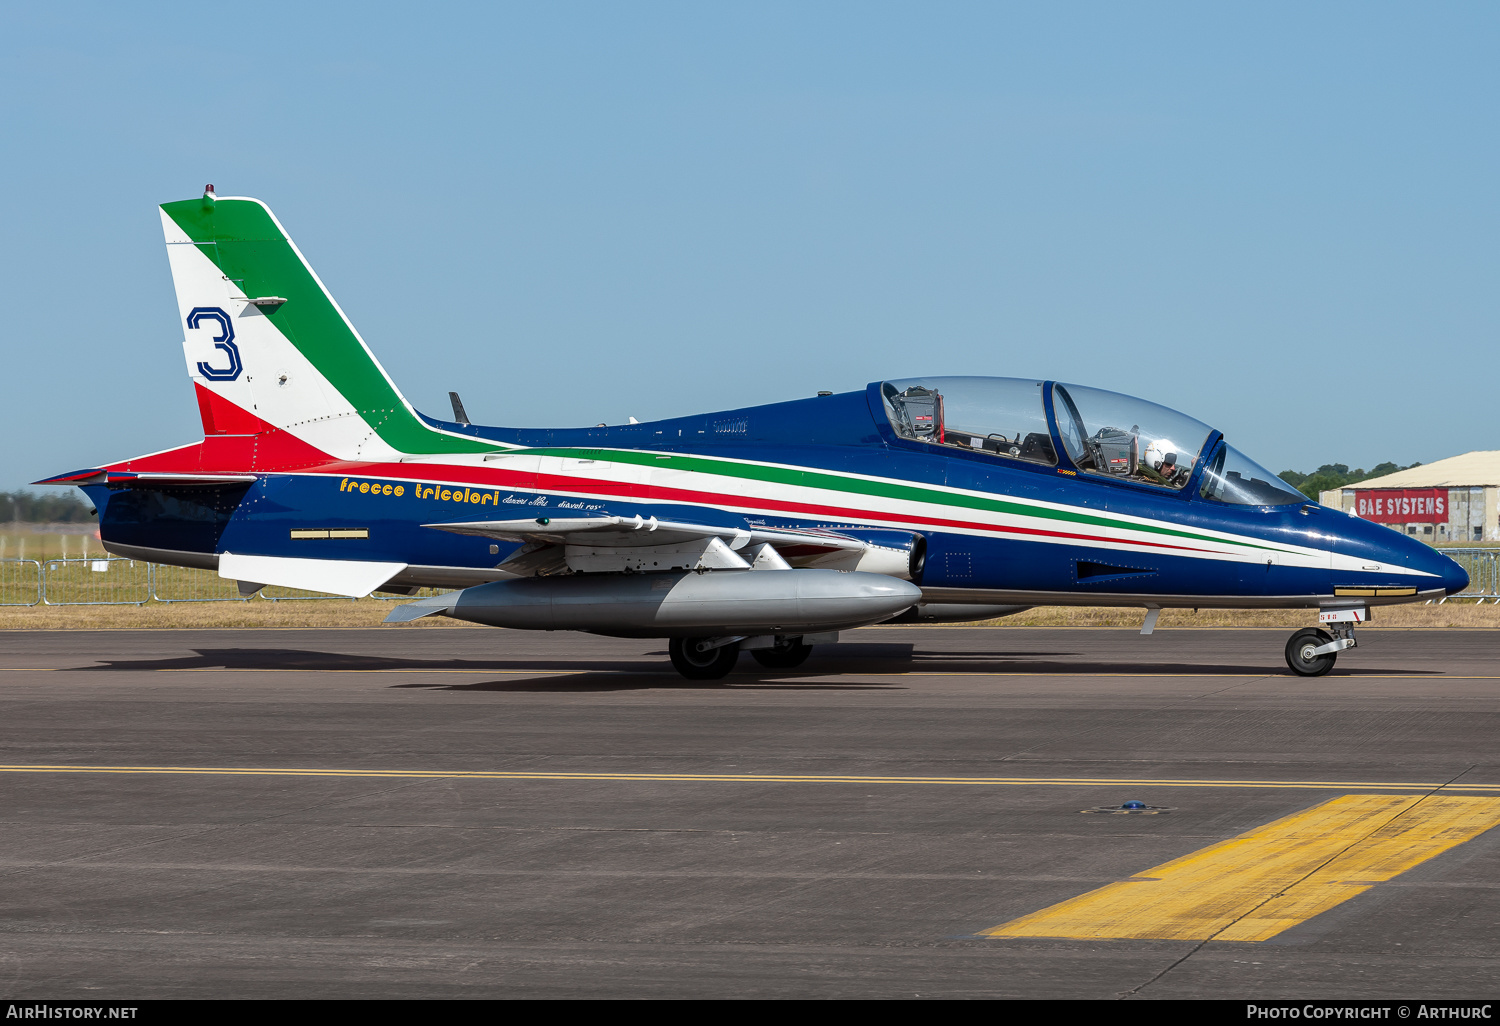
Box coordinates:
[669,637,740,680]
[750,640,813,669]
[1285,627,1336,677]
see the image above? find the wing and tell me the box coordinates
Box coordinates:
[425,515,864,551]
[425,515,870,575]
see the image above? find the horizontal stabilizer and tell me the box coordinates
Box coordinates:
[218,553,407,598]
[109,472,258,488]
[33,468,106,485]
[34,469,259,489]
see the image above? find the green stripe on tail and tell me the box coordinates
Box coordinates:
[161,195,493,455]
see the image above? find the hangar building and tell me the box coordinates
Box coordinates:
[1319,451,1500,544]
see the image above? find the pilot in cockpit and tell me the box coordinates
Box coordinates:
[1139,440,1191,488]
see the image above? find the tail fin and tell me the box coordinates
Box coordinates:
[160,187,492,458]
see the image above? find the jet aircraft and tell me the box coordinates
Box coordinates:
[40,188,1469,678]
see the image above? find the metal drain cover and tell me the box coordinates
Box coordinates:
[1082,800,1175,815]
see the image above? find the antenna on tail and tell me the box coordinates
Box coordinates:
[449,392,471,426]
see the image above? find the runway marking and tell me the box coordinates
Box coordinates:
[0,764,1498,793]
[981,794,1500,942]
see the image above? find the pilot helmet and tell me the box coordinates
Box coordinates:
[1144,441,1181,471]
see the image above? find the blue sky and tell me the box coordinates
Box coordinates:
[3,2,1496,491]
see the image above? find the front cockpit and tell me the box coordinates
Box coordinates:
[1050,381,1209,491]
[879,375,1307,507]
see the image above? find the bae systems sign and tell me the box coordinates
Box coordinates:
[1353,488,1447,524]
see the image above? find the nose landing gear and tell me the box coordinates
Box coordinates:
[1284,608,1365,676]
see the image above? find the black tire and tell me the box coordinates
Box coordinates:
[669,637,740,680]
[750,640,813,669]
[1285,627,1337,677]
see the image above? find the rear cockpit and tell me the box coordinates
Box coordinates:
[882,378,1058,467]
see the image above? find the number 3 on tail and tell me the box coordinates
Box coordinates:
[187,307,242,381]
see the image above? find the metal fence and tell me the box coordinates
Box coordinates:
[0,558,445,606]
[42,557,152,605]
[0,559,42,606]
[1433,548,1500,603]
[149,562,251,603]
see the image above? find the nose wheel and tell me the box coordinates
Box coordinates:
[1285,628,1337,676]
[1285,615,1361,677]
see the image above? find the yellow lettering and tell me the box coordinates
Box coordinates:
[394,485,405,497]
[382,484,393,496]
[481,493,492,505]
[441,489,452,501]
[340,478,349,491]
[359,482,370,493]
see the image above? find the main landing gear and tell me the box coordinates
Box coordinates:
[667,634,826,679]
[1284,609,1364,677]
[749,637,813,669]
[669,637,741,680]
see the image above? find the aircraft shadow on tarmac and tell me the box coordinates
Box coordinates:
[77,647,670,673]
[74,643,1439,680]
[405,675,904,692]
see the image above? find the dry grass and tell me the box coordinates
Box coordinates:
[0,598,468,630]
[2,598,1496,631]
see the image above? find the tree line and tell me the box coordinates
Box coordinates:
[0,490,95,523]
[1278,462,1423,502]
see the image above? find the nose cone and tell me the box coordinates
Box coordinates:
[1437,552,1470,595]
[1329,514,1471,597]
[1395,533,1469,595]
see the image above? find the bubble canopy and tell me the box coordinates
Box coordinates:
[1198,444,1306,507]
[881,377,1057,466]
[1051,382,1213,490]
[879,377,1278,498]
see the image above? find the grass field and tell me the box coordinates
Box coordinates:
[2,598,1496,630]
[0,527,103,561]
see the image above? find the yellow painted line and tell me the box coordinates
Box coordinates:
[1,764,1499,794]
[3,667,1498,679]
[982,794,1500,942]
[890,673,1500,679]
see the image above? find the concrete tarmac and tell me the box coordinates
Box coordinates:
[1,625,1498,999]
